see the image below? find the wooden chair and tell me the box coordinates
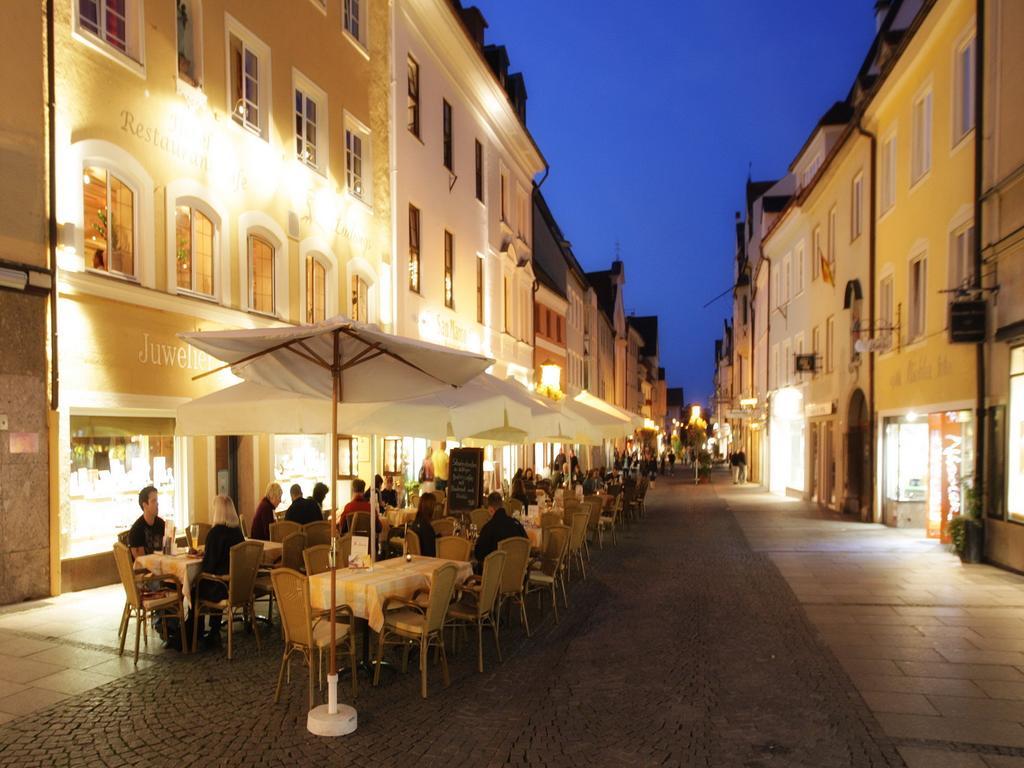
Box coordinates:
[373,563,458,698]
[271,568,357,706]
[469,507,491,531]
[436,535,471,562]
[281,531,307,571]
[186,522,212,550]
[496,537,532,637]
[303,544,331,576]
[192,540,264,660]
[269,520,301,543]
[581,501,601,561]
[404,529,421,556]
[303,520,332,547]
[113,543,186,663]
[527,524,570,622]
[431,517,457,537]
[446,550,506,673]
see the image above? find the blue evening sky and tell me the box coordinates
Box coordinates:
[475,1,878,404]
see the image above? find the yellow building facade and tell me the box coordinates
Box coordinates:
[867,0,977,537]
[51,0,391,590]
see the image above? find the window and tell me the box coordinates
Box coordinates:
[770,344,779,390]
[503,276,510,333]
[954,36,976,144]
[812,226,822,281]
[474,140,484,202]
[83,166,135,277]
[249,234,275,315]
[343,0,365,46]
[476,257,484,323]
[78,0,130,54]
[911,90,933,183]
[516,187,529,242]
[294,88,320,170]
[771,267,779,309]
[782,339,791,386]
[879,275,894,349]
[442,100,453,172]
[851,173,863,240]
[950,223,975,291]
[305,257,326,323]
[408,205,420,293]
[795,242,805,295]
[812,326,820,377]
[828,206,838,276]
[351,274,368,323]
[229,31,263,136]
[881,134,897,213]
[909,254,927,341]
[345,125,368,200]
[500,168,509,224]
[742,295,748,325]
[781,253,791,305]
[407,57,420,138]
[825,315,835,373]
[174,204,213,295]
[443,230,454,309]
[176,0,200,85]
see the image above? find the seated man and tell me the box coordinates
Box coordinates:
[340,479,382,535]
[283,483,323,525]
[129,485,166,559]
[473,491,526,566]
[251,482,283,541]
[380,475,399,508]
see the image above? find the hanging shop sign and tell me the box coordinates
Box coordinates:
[794,354,817,374]
[949,300,987,344]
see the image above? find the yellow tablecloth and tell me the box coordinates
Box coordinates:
[135,552,202,612]
[385,508,417,528]
[308,556,473,632]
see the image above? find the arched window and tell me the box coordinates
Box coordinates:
[83,165,135,277]
[306,256,326,323]
[175,204,214,295]
[249,234,275,315]
[351,274,368,322]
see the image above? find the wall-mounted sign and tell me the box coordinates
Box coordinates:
[794,354,817,373]
[804,401,835,418]
[949,300,986,343]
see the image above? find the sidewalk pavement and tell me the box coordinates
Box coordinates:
[720,478,1024,768]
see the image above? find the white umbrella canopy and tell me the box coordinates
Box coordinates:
[179,318,492,403]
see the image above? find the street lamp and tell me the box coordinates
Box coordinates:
[537,360,564,401]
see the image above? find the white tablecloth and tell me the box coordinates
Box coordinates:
[385,508,417,528]
[135,553,202,612]
[308,556,472,632]
[261,541,283,564]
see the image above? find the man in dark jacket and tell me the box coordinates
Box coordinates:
[284,484,323,525]
[473,491,526,566]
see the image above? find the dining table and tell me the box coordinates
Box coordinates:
[308,555,473,633]
[384,507,417,528]
[135,551,203,612]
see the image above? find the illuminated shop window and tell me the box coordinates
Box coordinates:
[249,234,275,315]
[272,434,328,505]
[351,274,368,323]
[175,204,214,295]
[67,416,178,559]
[84,166,135,277]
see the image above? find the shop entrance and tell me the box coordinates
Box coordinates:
[845,389,870,520]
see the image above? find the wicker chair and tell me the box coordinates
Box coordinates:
[303,544,331,576]
[271,568,357,706]
[540,512,562,529]
[561,501,581,527]
[186,523,212,550]
[469,507,491,530]
[191,540,264,660]
[431,517,457,537]
[505,498,524,517]
[335,534,353,567]
[436,535,471,562]
[496,537,532,637]
[269,521,301,543]
[304,520,332,547]
[373,563,458,698]
[598,493,621,547]
[445,550,506,673]
[404,529,421,556]
[566,511,589,581]
[113,543,186,662]
[527,524,570,622]
[281,531,307,571]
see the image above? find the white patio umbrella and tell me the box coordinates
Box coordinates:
[180,318,492,737]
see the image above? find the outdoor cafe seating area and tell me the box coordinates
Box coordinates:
[113,476,652,704]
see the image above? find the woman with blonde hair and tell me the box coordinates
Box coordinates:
[194,495,245,647]
[251,482,282,541]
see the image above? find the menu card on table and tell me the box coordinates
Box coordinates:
[349,535,371,569]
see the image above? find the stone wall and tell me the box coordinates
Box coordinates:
[0,291,50,603]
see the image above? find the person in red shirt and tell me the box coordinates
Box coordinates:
[250,482,282,541]
[340,479,382,535]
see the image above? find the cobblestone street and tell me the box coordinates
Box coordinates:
[1,474,1023,767]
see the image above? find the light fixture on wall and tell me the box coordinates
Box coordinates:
[537,360,564,401]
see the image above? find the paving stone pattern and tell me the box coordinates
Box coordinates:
[0,478,905,767]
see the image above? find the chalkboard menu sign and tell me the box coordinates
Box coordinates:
[447,447,483,512]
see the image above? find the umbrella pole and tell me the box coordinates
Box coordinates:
[308,329,357,737]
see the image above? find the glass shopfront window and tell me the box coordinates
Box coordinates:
[272,434,327,502]
[67,416,178,559]
[1008,347,1024,523]
[884,421,929,502]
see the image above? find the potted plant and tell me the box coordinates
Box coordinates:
[948,484,984,564]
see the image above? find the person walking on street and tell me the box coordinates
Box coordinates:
[730,451,740,484]
[668,450,676,476]
[737,450,747,484]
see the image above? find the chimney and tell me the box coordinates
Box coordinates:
[507,72,527,122]
[459,6,488,49]
[483,44,509,87]
[874,0,891,32]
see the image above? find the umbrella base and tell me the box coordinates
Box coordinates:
[307,704,357,737]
